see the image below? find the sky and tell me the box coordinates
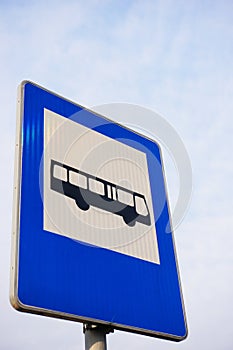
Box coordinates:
[0,0,233,349]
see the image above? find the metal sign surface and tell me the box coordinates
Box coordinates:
[10,81,187,341]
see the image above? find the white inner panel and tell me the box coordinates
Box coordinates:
[43,108,160,264]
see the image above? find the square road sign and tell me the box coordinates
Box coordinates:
[10,81,187,341]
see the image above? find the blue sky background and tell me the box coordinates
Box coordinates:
[0,1,232,349]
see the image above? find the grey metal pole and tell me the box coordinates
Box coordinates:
[83,324,113,350]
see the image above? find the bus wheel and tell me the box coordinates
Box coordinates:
[75,200,90,211]
[123,217,136,227]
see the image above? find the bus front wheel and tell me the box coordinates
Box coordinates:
[75,199,90,211]
[123,216,136,227]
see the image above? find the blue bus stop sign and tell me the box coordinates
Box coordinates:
[10,81,187,341]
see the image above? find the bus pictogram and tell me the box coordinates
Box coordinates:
[50,159,151,227]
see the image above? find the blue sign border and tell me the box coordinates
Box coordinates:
[11,81,187,341]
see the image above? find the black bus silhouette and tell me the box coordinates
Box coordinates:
[50,159,151,227]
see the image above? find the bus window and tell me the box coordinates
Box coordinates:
[135,196,148,216]
[112,186,117,200]
[107,185,117,200]
[117,189,133,206]
[107,184,111,198]
[69,171,87,189]
[89,178,105,195]
[53,164,67,182]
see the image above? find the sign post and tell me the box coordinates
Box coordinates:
[10,81,187,343]
[84,324,113,350]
